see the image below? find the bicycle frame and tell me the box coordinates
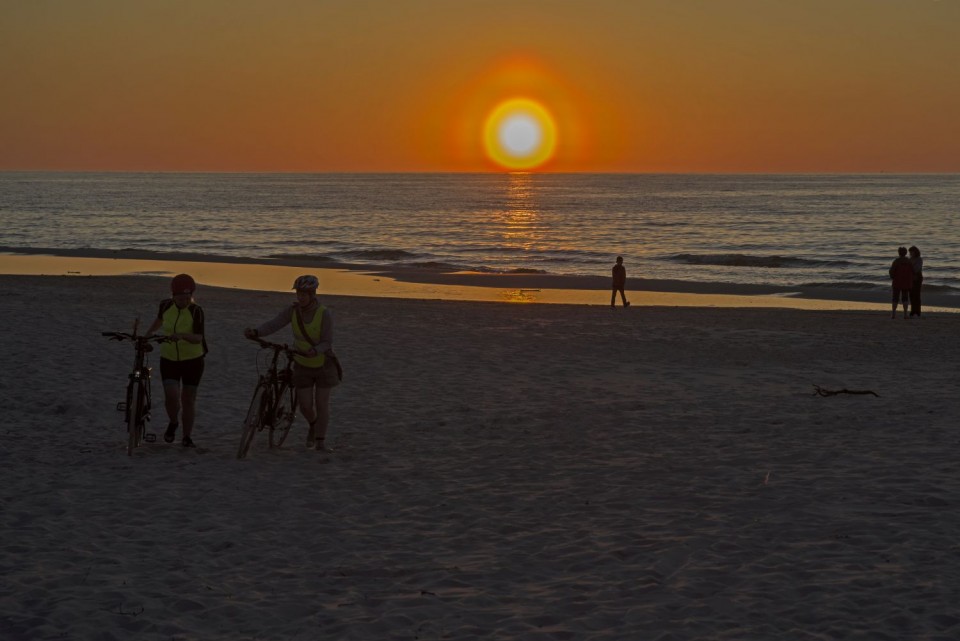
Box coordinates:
[237,338,298,459]
[102,331,166,456]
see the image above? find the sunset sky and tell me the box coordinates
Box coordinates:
[2,1,958,173]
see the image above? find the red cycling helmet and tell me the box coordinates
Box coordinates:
[171,273,196,295]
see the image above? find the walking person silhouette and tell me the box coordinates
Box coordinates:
[611,256,630,308]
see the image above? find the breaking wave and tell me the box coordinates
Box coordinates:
[341,249,423,261]
[666,253,856,269]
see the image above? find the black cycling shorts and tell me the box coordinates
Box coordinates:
[160,357,205,388]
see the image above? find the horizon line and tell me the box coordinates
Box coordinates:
[2,169,959,177]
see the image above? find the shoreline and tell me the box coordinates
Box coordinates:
[2,245,956,311]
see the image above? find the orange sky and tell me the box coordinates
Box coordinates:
[1,1,958,173]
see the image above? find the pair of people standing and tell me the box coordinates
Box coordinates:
[145,273,335,451]
[889,246,924,319]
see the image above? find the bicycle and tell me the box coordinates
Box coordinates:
[102,328,168,456]
[236,337,299,459]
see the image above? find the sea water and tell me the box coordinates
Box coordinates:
[1,172,958,294]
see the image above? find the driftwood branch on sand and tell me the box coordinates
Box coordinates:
[812,385,880,398]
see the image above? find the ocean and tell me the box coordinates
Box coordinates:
[1,172,958,295]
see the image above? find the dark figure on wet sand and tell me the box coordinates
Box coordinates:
[889,247,914,320]
[908,245,924,318]
[611,256,630,308]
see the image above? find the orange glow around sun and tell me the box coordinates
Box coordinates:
[433,56,599,172]
[483,98,557,170]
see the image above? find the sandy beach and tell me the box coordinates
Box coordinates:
[2,273,959,640]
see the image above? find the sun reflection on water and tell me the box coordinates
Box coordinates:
[495,172,542,252]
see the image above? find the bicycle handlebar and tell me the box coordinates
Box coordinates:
[247,336,299,355]
[101,332,168,343]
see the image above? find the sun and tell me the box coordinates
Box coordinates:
[483,98,558,170]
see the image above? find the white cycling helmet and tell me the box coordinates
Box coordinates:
[293,274,319,291]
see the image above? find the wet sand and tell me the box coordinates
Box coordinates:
[3,247,957,311]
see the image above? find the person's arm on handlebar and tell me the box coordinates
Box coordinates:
[243,306,293,341]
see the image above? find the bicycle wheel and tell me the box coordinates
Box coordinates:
[143,375,152,425]
[269,383,297,448]
[127,380,147,456]
[237,383,271,459]
[124,382,134,428]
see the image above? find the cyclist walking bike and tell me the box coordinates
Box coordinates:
[145,273,208,448]
[243,274,340,452]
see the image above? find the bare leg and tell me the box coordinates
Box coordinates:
[312,387,332,449]
[297,386,317,426]
[163,382,181,426]
[180,387,198,439]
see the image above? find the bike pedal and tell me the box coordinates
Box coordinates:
[144,433,157,443]
[116,402,127,412]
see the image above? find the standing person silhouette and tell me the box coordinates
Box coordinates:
[908,246,924,318]
[611,256,630,308]
[888,247,914,320]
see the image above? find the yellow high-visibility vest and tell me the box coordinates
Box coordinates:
[291,305,326,368]
[159,301,205,361]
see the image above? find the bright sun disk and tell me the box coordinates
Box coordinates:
[484,98,557,170]
[500,115,541,155]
